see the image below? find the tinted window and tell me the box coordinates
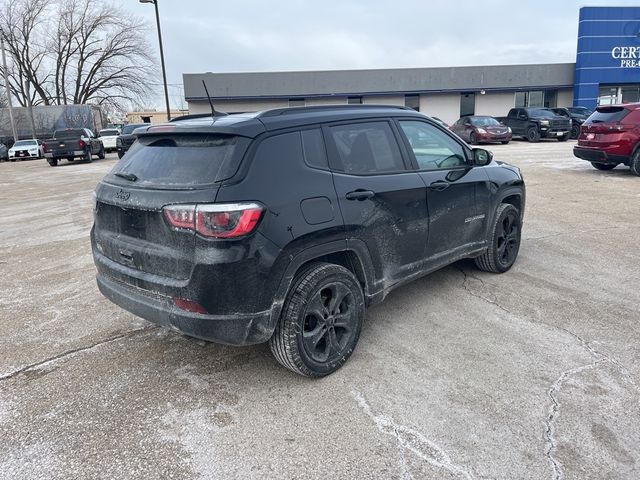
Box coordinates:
[470,117,500,126]
[99,129,119,136]
[399,121,467,170]
[301,129,328,169]
[13,140,37,147]
[121,124,147,134]
[587,107,630,124]
[527,108,556,118]
[109,134,244,187]
[329,122,404,174]
[54,129,84,139]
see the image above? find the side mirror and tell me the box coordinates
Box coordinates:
[473,148,493,166]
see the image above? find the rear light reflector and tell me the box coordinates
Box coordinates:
[163,202,263,238]
[173,298,208,314]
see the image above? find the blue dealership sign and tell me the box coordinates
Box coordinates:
[574,7,640,109]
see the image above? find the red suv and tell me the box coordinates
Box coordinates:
[573,103,640,175]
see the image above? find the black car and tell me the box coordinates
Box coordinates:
[497,108,571,142]
[92,105,525,377]
[550,107,592,139]
[116,123,148,158]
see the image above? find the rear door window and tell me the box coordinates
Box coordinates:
[108,134,248,188]
[587,107,630,124]
[328,122,405,174]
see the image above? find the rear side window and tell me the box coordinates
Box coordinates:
[109,134,247,187]
[329,122,404,174]
[587,107,630,124]
[301,129,328,169]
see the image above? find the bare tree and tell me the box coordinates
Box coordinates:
[0,0,156,112]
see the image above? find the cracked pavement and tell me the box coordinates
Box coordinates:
[1,141,639,479]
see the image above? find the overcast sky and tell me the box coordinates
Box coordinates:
[124,0,640,109]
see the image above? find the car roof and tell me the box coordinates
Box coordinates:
[136,105,426,139]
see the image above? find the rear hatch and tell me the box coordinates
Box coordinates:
[93,132,250,284]
[579,106,631,146]
[50,129,84,154]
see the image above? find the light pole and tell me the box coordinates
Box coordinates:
[140,0,171,121]
[0,27,18,142]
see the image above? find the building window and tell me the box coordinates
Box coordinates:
[515,90,556,108]
[544,89,558,108]
[404,94,420,111]
[347,96,363,104]
[515,91,527,108]
[289,98,305,107]
[460,93,475,117]
[528,91,544,108]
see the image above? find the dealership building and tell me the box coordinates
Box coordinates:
[183,6,640,125]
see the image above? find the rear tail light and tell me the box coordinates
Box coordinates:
[163,202,263,238]
[173,298,208,314]
[42,142,47,151]
[78,139,86,149]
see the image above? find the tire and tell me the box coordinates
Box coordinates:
[47,159,58,167]
[501,141,510,145]
[269,262,365,377]
[469,132,477,145]
[67,157,75,162]
[629,150,640,176]
[98,145,105,159]
[526,127,540,143]
[117,151,124,159]
[591,162,616,171]
[571,124,580,139]
[84,149,92,163]
[475,203,521,273]
[558,134,570,142]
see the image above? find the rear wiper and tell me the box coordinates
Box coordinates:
[114,172,138,182]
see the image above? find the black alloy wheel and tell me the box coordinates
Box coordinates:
[527,127,540,142]
[269,263,364,377]
[475,203,521,273]
[571,124,580,139]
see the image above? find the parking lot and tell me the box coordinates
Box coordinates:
[0,140,638,479]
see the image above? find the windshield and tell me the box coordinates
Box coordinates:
[569,107,593,116]
[109,134,246,187]
[99,129,119,137]
[470,117,500,127]
[54,129,85,139]
[587,107,629,124]
[13,140,37,147]
[526,109,556,118]
[121,124,147,135]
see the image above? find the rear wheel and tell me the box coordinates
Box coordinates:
[630,150,640,177]
[269,262,364,377]
[591,162,616,171]
[475,203,521,273]
[526,127,540,142]
[84,149,92,163]
[47,159,58,167]
[98,145,105,159]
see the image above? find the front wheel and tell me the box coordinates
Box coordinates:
[526,127,540,142]
[558,133,570,142]
[571,124,580,139]
[269,263,365,377]
[501,141,510,145]
[591,162,616,171]
[469,132,477,145]
[47,159,58,167]
[475,203,521,273]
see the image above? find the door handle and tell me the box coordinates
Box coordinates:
[345,190,375,201]
[428,181,450,191]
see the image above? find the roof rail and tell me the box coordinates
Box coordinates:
[257,104,413,117]
[169,112,229,122]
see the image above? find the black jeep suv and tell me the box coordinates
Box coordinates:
[91,105,525,377]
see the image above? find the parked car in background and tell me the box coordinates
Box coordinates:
[573,103,640,175]
[0,143,8,161]
[98,128,120,153]
[451,115,512,144]
[550,107,591,139]
[116,123,148,158]
[92,105,525,377]
[567,106,593,117]
[43,128,105,166]
[8,139,44,161]
[496,108,571,142]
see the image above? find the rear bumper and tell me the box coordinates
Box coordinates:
[45,150,84,159]
[573,146,629,165]
[97,273,274,345]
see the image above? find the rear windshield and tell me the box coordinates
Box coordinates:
[587,107,630,124]
[108,134,246,188]
[99,129,119,137]
[121,124,147,134]
[54,129,84,139]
